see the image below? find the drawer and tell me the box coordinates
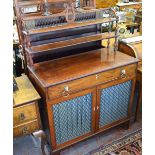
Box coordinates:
[48,64,136,100]
[13,120,39,137]
[13,102,38,126]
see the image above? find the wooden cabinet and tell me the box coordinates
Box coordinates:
[14,2,138,153]
[28,50,138,152]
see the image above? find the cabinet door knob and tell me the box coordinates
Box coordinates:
[19,113,26,121]
[120,69,126,78]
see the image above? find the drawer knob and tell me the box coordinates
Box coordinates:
[62,86,69,97]
[96,74,99,79]
[64,86,69,91]
[120,69,126,78]
[22,126,28,135]
[19,113,26,121]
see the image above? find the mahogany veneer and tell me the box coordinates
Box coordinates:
[29,49,138,87]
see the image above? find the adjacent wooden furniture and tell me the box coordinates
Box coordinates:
[13,75,48,154]
[118,36,142,121]
[13,75,41,136]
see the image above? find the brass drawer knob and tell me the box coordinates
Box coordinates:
[62,86,69,97]
[96,74,100,79]
[19,113,26,121]
[120,69,126,78]
[64,86,69,91]
[22,126,28,135]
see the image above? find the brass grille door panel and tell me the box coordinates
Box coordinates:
[52,93,92,144]
[99,80,132,128]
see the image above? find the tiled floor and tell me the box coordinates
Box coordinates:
[13,118,142,155]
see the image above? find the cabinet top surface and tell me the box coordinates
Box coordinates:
[13,75,41,107]
[28,49,138,87]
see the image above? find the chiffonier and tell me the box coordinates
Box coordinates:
[14,1,139,153]
[28,49,138,152]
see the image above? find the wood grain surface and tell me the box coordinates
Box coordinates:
[13,75,41,107]
[13,102,38,126]
[28,48,139,87]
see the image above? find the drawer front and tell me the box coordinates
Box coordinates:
[13,102,38,126]
[13,120,39,137]
[48,64,136,100]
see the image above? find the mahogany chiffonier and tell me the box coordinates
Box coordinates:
[118,36,142,121]
[13,2,139,153]
[28,49,138,153]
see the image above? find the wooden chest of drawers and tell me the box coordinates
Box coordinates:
[13,75,41,137]
[28,49,138,152]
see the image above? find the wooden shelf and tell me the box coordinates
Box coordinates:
[23,18,117,35]
[26,33,118,54]
[22,8,104,21]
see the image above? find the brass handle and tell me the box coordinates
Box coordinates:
[19,113,26,121]
[22,126,28,135]
[62,86,69,97]
[120,69,126,78]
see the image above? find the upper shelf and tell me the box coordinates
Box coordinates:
[22,8,118,35]
[23,18,117,35]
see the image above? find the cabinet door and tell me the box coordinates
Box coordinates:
[47,88,96,149]
[96,79,135,131]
